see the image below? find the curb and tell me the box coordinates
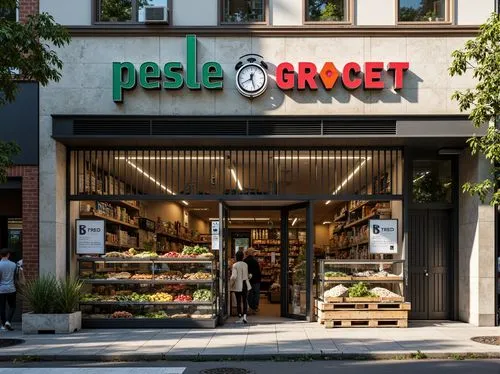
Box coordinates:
[1,351,500,362]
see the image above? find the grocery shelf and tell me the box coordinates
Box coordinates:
[321,277,403,283]
[80,301,214,306]
[81,279,214,285]
[82,317,218,329]
[80,212,139,229]
[77,257,213,264]
[343,213,378,229]
[322,259,404,265]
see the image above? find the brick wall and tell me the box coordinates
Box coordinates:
[19,0,39,23]
[7,166,39,280]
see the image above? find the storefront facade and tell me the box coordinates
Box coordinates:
[39,0,497,326]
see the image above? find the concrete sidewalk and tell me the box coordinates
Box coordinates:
[0,320,499,361]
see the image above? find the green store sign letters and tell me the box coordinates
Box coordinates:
[112,35,223,103]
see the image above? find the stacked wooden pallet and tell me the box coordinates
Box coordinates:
[316,297,410,328]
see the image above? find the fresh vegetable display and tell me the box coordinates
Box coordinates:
[181,245,210,256]
[111,311,133,319]
[155,271,183,280]
[347,282,376,298]
[193,289,212,302]
[149,292,174,302]
[183,272,212,280]
[324,271,348,278]
[115,292,150,302]
[145,311,170,319]
[174,294,192,302]
[81,293,101,302]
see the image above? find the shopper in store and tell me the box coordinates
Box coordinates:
[230,250,251,324]
[0,248,17,331]
[244,247,261,314]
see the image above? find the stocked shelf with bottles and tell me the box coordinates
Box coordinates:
[77,256,218,328]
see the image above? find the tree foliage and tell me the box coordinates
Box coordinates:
[0,0,70,104]
[307,0,344,22]
[0,141,20,183]
[449,12,500,205]
[0,0,70,183]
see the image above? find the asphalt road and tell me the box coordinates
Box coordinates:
[0,360,499,374]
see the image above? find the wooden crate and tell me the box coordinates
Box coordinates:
[319,309,408,320]
[324,319,408,328]
[318,301,411,311]
[317,300,410,328]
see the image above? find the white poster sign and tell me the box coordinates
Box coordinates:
[211,220,220,250]
[76,220,105,255]
[369,219,398,254]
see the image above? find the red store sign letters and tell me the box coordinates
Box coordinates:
[275,61,410,91]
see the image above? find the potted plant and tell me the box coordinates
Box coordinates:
[21,275,83,334]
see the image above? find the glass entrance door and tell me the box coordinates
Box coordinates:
[218,202,230,324]
[281,202,313,320]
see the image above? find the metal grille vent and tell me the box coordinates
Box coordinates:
[152,120,247,136]
[74,120,150,136]
[323,120,396,135]
[248,120,322,136]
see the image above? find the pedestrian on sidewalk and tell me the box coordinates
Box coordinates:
[244,247,261,314]
[230,250,251,324]
[0,248,18,331]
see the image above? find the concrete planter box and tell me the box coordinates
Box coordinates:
[22,311,82,334]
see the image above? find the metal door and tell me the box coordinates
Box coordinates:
[408,209,451,319]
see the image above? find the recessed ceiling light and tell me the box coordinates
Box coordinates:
[325,157,372,205]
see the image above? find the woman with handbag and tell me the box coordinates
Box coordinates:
[230,250,251,324]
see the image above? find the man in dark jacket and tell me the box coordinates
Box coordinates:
[244,247,261,313]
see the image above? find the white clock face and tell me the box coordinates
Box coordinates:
[236,63,268,98]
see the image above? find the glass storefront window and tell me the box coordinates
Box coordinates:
[97,0,133,22]
[306,0,348,22]
[412,160,452,203]
[398,0,448,22]
[0,6,16,21]
[223,0,265,23]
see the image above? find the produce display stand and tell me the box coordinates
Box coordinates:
[78,257,218,328]
[315,259,410,328]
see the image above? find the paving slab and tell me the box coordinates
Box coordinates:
[0,321,499,361]
[0,369,185,374]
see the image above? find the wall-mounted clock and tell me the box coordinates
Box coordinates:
[235,54,269,99]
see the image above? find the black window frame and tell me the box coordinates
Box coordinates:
[220,0,269,25]
[93,0,171,24]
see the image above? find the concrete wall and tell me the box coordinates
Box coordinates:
[39,0,494,26]
[40,35,476,117]
[40,0,92,26]
[272,0,302,26]
[455,0,495,25]
[172,0,218,26]
[356,0,396,26]
[458,152,496,326]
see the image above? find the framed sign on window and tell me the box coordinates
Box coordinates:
[76,219,106,255]
[369,219,398,254]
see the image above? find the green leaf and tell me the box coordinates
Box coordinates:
[450,12,500,206]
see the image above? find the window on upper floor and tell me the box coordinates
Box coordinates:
[222,0,266,24]
[95,0,168,23]
[398,0,450,23]
[0,5,17,21]
[305,0,350,23]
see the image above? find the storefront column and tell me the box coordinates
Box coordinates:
[458,152,496,326]
[39,114,67,279]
